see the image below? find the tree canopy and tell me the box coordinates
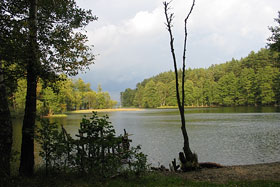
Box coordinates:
[121,48,280,107]
[10,77,117,116]
[268,11,280,54]
[1,0,97,78]
[1,0,97,176]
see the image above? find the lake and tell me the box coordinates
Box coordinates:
[12,107,280,168]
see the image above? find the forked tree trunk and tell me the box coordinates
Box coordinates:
[163,0,197,170]
[19,0,39,177]
[0,61,13,177]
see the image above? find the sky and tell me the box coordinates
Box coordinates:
[75,0,280,101]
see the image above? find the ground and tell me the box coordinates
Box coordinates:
[4,162,280,186]
[177,162,280,183]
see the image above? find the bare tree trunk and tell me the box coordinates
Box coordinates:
[181,0,196,161]
[19,0,39,177]
[0,61,13,177]
[163,0,197,170]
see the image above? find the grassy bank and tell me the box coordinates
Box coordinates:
[40,108,144,117]
[157,105,217,109]
[42,114,68,118]
[67,108,144,114]
[3,171,280,187]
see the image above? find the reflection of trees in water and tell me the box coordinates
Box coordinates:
[12,108,280,167]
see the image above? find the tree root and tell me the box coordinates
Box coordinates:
[199,162,223,169]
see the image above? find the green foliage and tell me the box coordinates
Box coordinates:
[273,72,280,104]
[217,72,238,106]
[74,112,121,176]
[5,171,280,187]
[13,79,27,113]
[142,80,160,108]
[2,0,97,177]
[256,66,276,105]
[36,112,148,178]
[121,48,280,107]
[121,88,136,107]
[237,68,255,105]
[11,77,117,115]
[268,11,280,58]
[1,0,97,78]
[36,119,74,174]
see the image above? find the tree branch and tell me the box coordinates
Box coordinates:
[182,0,195,112]
[163,0,197,168]
[163,1,182,109]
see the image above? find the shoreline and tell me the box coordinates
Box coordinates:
[157,105,280,109]
[42,108,144,117]
[7,161,280,186]
[178,161,280,183]
[67,108,144,114]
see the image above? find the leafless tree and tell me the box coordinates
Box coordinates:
[163,0,198,171]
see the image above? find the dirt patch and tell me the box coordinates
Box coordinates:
[178,162,280,183]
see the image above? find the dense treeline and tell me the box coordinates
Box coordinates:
[121,48,280,108]
[10,76,117,116]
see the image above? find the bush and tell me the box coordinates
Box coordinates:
[36,119,74,175]
[36,112,148,178]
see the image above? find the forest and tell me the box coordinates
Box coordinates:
[121,48,280,108]
[10,76,117,116]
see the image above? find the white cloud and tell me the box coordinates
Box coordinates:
[188,0,278,49]
[85,6,167,75]
[75,0,280,100]
[125,10,161,34]
[90,7,163,42]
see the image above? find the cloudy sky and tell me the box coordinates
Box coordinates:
[75,0,280,101]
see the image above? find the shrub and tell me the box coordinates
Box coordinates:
[36,112,148,178]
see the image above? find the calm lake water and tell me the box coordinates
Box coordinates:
[12,107,280,167]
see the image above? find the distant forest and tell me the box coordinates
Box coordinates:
[10,77,117,116]
[121,48,280,108]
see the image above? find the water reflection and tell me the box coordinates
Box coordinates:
[12,107,280,168]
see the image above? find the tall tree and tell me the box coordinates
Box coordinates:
[274,72,280,105]
[142,80,160,108]
[19,0,39,176]
[156,82,168,107]
[268,11,280,54]
[166,80,177,106]
[256,66,276,105]
[268,11,280,68]
[121,88,136,107]
[0,61,13,177]
[217,73,238,106]
[14,0,97,176]
[163,0,197,171]
[0,0,25,177]
[237,68,255,105]
[133,84,144,107]
[184,80,194,106]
